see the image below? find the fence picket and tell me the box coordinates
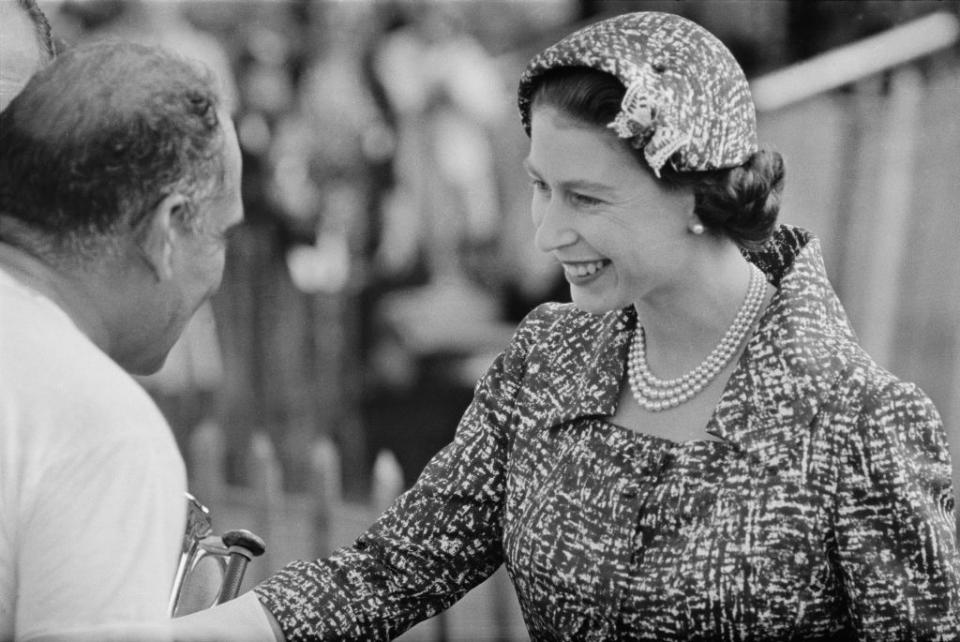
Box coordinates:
[371,449,405,515]
[188,419,225,506]
[248,431,283,583]
[309,436,342,558]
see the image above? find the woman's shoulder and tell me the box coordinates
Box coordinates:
[830,351,947,469]
[510,301,622,349]
[519,300,581,324]
[766,320,941,444]
[835,343,937,420]
[518,301,621,331]
[501,301,622,365]
[855,365,941,429]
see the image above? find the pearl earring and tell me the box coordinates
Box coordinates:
[688,221,705,235]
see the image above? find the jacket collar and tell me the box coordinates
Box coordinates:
[536,226,857,466]
[708,227,857,467]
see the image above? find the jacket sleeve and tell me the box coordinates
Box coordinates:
[833,378,960,639]
[252,306,553,641]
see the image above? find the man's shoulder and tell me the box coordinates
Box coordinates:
[3,295,125,384]
[1,286,169,440]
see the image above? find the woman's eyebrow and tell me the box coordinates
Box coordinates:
[523,159,615,194]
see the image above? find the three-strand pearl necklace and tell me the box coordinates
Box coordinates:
[627,264,766,412]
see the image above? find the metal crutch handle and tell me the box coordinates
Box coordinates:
[169,493,215,617]
[216,529,267,604]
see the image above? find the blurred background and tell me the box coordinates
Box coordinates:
[40,0,960,638]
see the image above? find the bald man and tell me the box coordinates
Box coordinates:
[1,40,243,640]
[0,0,56,109]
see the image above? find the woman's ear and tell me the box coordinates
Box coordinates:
[135,193,188,281]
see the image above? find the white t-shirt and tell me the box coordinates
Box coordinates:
[0,267,187,641]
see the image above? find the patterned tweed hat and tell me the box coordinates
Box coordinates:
[518,12,758,176]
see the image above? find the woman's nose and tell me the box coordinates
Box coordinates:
[534,200,577,253]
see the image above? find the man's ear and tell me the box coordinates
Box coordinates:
[136,193,188,281]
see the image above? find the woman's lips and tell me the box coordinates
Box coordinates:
[561,259,610,283]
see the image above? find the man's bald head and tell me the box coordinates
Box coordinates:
[0,0,56,110]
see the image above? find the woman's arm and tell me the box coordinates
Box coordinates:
[173,304,553,642]
[252,347,523,639]
[833,378,960,638]
[171,390,510,642]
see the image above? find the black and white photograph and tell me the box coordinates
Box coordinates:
[1,0,959,640]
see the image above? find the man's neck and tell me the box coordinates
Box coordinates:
[0,240,115,356]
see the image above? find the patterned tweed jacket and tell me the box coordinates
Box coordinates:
[257,226,960,641]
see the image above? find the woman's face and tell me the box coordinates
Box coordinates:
[525,105,696,314]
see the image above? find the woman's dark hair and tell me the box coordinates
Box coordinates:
[529,67,784,250]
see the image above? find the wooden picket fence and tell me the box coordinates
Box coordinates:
[185,420,527,641]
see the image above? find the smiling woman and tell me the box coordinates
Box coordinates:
[172,11,960,642]
[524,101,705,318]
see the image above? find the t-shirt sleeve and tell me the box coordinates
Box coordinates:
[14,412,186,640]
[833,379,960,638]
